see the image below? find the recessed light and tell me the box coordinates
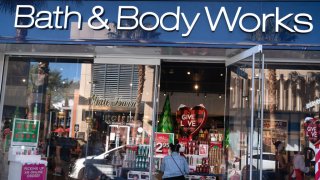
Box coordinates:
[22,79,26,83]
[220,73,223,77]
[187,71,191,75]
[219,95,222,99]
[194,84,199,90]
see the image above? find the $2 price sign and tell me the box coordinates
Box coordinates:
[155,133,174,157]
[155,142,169,153]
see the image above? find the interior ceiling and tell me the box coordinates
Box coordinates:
[160,61,225,94]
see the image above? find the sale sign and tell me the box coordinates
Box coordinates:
[176,104,208,138]
[21,164,46,180]
[12,118,40,147]
[155,133,174,157]
[304,117,320,145]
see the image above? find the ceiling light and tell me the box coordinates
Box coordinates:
[187,71,191,75]
[220,73,223,77]
[130,83,133,87]
[137,127,144,133]
[219,94,222,99]
[22,78,26,83]
[194,84,199,90]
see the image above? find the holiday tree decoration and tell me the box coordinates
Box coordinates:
[157,96,173,133]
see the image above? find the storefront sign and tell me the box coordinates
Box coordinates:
[102,112,142,126]
[21,164,46,180]
[306,98,320,109]
[155,133,174,157]
[15,5,313,35]
[304,117,320,145]
[12,118,40,147]
[176,104,207,137]
[263,120,287,129]
[91,94,136,108]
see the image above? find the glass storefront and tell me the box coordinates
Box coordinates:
[1,44,320,180]
[225,48,320,180]
[0,51,159,180]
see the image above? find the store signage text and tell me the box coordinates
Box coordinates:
[14,5,313,37]
[91,94,136,108]
[154,133,174,157]
[176,104,208,137]
[306,98,320,109]
[103,112,141,125]
[304,117,320,145]
[21,163,46,180]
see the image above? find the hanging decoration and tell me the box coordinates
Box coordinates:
[176,104,208,139]
[304,117,320,145]
[304,116,320,180]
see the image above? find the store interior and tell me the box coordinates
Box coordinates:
[156,61,226,178]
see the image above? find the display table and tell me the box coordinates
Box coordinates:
[8,148,47,180]
[186,173,225,180]
[119,167,148,179]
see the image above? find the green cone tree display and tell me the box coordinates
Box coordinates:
[157,96,173,133]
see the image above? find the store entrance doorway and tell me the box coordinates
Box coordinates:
[225,45,265,180]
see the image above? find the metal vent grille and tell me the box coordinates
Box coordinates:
[92,64,139,101]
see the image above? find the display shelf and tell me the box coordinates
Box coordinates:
[185,154,207,157]
[189,172,224,176]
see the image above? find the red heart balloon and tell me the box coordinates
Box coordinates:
[176,104,208,138]
[304,117,320,145]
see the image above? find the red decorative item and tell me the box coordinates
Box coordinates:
[176,104,208,138]
[304,117,320,145]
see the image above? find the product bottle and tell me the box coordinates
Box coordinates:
[204,129,209,141]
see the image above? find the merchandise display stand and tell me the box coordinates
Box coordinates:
[8,147,47,180]
[123,144,151,179]
[7,118,47,180]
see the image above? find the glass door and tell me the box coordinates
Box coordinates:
[225,45,265,180]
